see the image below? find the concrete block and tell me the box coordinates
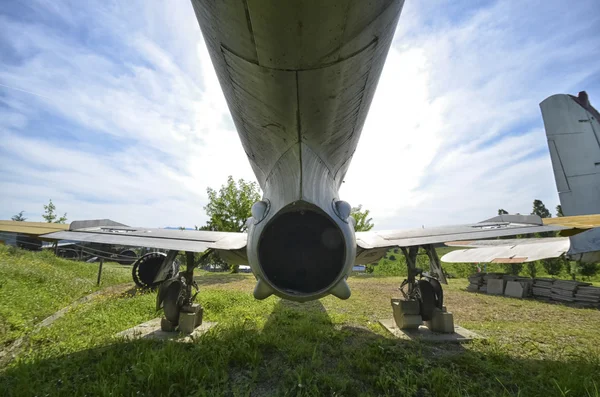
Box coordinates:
[178,312,197,334]
[391,298,420,315]
[487,279,506,295]
[391,299,422,329]
[425,309,455,334]
[379,319,482,343]
[182,303,204,326]
[505,281,526,298]
[195,306,204,327]
[117,317,217,342]
[160,318,176,332]
[394,314,423,329]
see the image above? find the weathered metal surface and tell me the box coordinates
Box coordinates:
[568,228,600,256]
[540,92,600,217]
[481,214,543,225]
[189,0,404,301]
[445,237,567,248]
[42,227,247,253]
[356,223,567,249]
[440,238,570,263]
[69,219,127,230]
[191,0,404,195]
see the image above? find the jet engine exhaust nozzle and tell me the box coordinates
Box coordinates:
[256,204,349,298]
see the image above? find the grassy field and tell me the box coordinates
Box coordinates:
[1,248,599,396]
[0,246,132,346]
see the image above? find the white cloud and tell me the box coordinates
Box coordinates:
[1,0,598,231]
[342,0,600,229]
[0,0,254,227]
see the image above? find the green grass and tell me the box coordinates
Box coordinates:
[1,249,600,396]
[0,246,132,346]
[371,248,600,282]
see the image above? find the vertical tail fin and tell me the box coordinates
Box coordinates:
[540,91,600,216]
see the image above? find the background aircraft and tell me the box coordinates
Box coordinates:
[443,91,600,265]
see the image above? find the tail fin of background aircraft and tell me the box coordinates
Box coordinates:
[540,91,600,217]
[541,91,600,261]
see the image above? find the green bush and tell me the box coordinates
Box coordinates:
[542,258,564,276]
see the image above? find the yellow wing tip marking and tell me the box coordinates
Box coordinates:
[0,220,70,235]
[543,214,600,228]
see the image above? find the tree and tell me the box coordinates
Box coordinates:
[11,211,26,221]
[504,263,523,276]
[531,199,553,238]
[498,209,509,215]
[531,199,551,219]
[525,262,537,278]
[556,205,563,217]
[202,176,261,272]
[204,176,261,233]
[351,205,374,232]
[579,262,598,279]
[542,257,564,276]
[42,199,67,224]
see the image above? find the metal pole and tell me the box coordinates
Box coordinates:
[97,258,104,285]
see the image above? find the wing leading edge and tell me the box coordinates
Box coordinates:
[354,214,600,265]
[356,215,569,250]
[42,224,247,254]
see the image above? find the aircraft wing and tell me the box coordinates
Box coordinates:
[41,220,247,253]
[356,215,569,250]
[440,238,570,264]
[354,214,600,264]
[0,220,70,237]
[442,227,600,264]
[444,237,566,248]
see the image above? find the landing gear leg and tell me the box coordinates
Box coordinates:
[393,246,454,333]
[158,250,210,333]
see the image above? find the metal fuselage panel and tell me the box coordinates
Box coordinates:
[540,94,600,217]
[540,93,600,261]
[191,0,404,300]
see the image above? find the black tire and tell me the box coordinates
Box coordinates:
[428,278,444,309]
[162,280,184,325]
[117,249,138,265]
[132,252,167,289]
[417,280,436,321]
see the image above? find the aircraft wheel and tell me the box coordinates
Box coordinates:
[117,249,138,265]
[428,277,444,309]
[132,252,166,289]
[417,280,436,321]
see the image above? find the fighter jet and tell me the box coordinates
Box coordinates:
[34,1,597,327]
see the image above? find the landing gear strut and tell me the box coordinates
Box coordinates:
[156,250,211,333]
[393,245,454,333]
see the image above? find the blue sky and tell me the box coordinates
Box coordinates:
[1,0,599,229]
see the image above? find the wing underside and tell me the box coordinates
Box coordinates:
[42,226,247,254]
[354,214,600,264]
[440,239,570,264]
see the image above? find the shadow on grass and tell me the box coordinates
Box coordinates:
[1,300,598,396]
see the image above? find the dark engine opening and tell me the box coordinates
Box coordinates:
[258,207,346,295]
